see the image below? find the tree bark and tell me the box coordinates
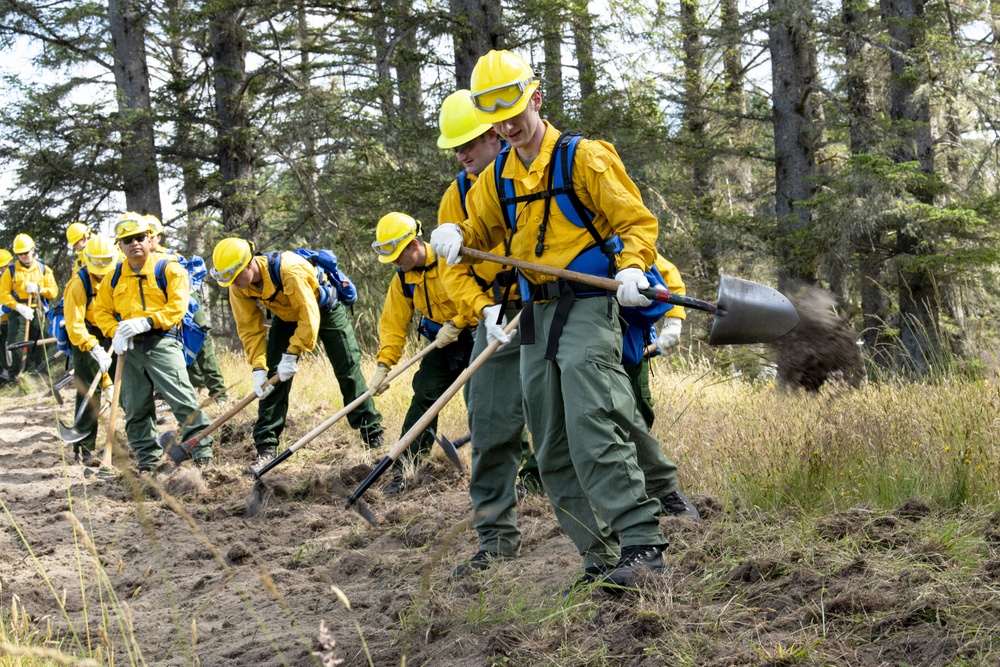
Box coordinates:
[542,11,565,126]
[210,3,259,239]
[720,0,751,208]
[108,0,162,218]
[571,0,596,117]
[449,0,503,88]
[768,0,822,288]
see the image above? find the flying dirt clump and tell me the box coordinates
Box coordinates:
[160,466,208,498]
[772,286,865,392]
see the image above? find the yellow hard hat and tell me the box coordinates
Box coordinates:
[437,90,492,149]
[12,233,34,255]
[372,213,420,264]
[114,212,151,240]
[0,249,12,267]
[66,222,90,246]
[144,214,163,236]
[211,238,254,287]
[83,234,118,276]
[469,50,539,124]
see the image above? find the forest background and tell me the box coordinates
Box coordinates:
[0,0,998,376]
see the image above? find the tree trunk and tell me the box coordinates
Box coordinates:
[108,0,162,218]
[680,0,717,283]
[449,0,503,88]
[393,0,423,125]
[720,0,751,209]
[882,0,938,373]
[768,0,822,288]
[571,0,596,120]
[542,12,565,126]
[210,4,258,240]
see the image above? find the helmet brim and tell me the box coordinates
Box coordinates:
[472,82,538,125]
[376,232,416,264]
[437,124,492,150]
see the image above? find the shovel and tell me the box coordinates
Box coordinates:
[345,312,522,519]
[158,375,281,466]
[459,247,799,345]
[429,429,472,451]
[250,339,444,481]
[6,336,56,353]
[57,372,104,444]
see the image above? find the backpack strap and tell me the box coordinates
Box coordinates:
[109,261,124,289]
[263,251,283,300]
[77,267,94,309]
[456,171,472,218]
[396,267,414,300]
[153,258,169,294]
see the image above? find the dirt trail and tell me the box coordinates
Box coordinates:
[0,386,995,666]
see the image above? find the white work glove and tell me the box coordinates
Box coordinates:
[25,281,39,295]
[368,364,390,397]
[435,321,462,347]
[252,368,275,398]
[657,318,683,353]
[116,317,152,339]
[482,304,510,347]
[101,384,115,407]
[111,329,133,355]
[14,304,33,320]
[90,345,113,374]
[276,352,298,382]
[429,223,464,266]
[615,267,652,307]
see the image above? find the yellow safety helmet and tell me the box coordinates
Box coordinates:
[144,214,164,237]
[211,238,254,287]
[437,90,492,149]
[0,249,12,267]
[83,234,118,277]
[469,50,539,124]
[114,212,151,240]
[66,222,91,247]
[372,212,420,264]
[13,233,34,255]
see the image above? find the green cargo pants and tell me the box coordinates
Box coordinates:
[464,309,531,557]
[186,291,228,401]
[5,310,47,380]
[0,320,7,378]
[625,358,679,498]
[120,335,212,470]
[392,328,474,474]
[254,302,383,449]
[521,297,666,569]
[70,341,117,455]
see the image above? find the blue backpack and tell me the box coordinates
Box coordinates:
[178,255,208,292]
[264,249,358,313]
[110,259,207,366]
[493,130,672,361]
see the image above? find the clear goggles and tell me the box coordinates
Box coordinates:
[470,78,538,113]
[210,252,250,285]
[85,253,116,270]
[371,231,414,257]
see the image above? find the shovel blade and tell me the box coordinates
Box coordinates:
[158,430,194,466]
[708,275,800,346]
[429,429,464,471]
[58,419,91,444]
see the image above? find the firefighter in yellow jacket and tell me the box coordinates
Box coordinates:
[0,233,59,381]
[210,238,384,464]
[0,249,12,381]
[66,222,91,271]
[64,234,118,463]
[431,50,669,589]
[93,213,213,473]
[369,212,474,494]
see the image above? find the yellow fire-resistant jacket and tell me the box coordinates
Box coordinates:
[0,258,59,310]
[93,253,190,338]
[656,256,686,321]
[459,121,658,285]
[376,243,471,368]
[439,173,522,320]
[229,253,322,370]
[64,269,104,352]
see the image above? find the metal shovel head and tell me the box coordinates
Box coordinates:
[708,275,800,346]
[58,419,91,444]
[158,430,194,466]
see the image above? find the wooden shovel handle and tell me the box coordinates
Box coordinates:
[73,371,105,426]
[181,375,281,447]
[283,339,443,456]
[100,352,125,469]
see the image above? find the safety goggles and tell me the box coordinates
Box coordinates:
[120,233,147,245]
[371,231,414,257]
[470,78,538,113]
[86,253,116,270]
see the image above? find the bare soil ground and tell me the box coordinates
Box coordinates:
[1,384,999,666]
